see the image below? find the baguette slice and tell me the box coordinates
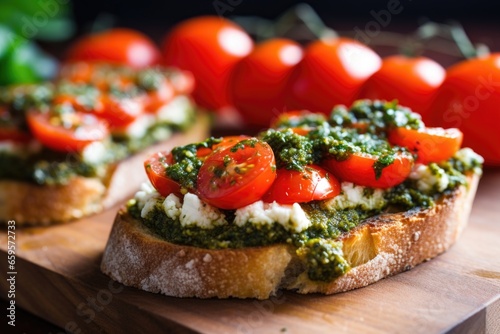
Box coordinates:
[101,173,479,300]
[0,113,210,226]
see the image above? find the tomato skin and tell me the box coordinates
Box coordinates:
[231,38,303,126]
[197,140,276,210]
[26,111,109,152]
[262,165,341,204]
[97,94,144,127]
[357,55,445,122]
[196,135,251,159]
[287,38,381,114]
[66,28,161,69]
[323,152,413,189]
[162,16,253,111]
[388,127,463,164]
[429,54,500,165]
[144,151,182,197]
[143,79,175,113]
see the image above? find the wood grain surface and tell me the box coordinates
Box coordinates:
[0,168,499,333]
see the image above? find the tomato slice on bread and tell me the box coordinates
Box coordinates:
[196,136,251,160]
[26,111,109,152]
[323,152,413,189]
[262,165,341,204]
[388,127,463,164]
[144,151,182,197]
[197,139,276,210]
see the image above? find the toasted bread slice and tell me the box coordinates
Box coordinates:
[100,173,479,299]
[0,114,210,226]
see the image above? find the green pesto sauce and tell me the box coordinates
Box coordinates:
[129,200,372,282]
[330,99,423,133]
[0,149,99,186]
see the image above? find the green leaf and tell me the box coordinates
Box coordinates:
[0,29,58,86]
[0,0,73,41]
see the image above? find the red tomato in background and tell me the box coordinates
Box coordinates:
[197,139,276,209]
[262,165,340,204]
[286,38,381,114]
[162,16,253,111]
[357,55,446,122]
[430,54,500,165]
[26,111,109,152]
[66,28,161,69]
[323,152,413,189]
[231,38,303,126]
[144,151,182,197]
[388,127,463,164]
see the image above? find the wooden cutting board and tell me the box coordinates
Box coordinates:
[1,167,499,333]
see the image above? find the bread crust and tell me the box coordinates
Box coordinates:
[0,114,210,226]
[101,174,479,299]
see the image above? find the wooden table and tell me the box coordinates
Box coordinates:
[1,168,499,334]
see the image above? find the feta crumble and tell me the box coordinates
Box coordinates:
[157,96,193,125]
[324,182,386,211]
[234,201,311,232]
[179,193,226,229]
[162,194,182,220]
[454,148,484,174]
[409,163,449,193]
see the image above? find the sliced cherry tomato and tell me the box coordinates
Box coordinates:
[262,165,341,204]
[430,53,500,165]
[26,111,109,152]
[196,135,251,159]
[144,151,182,197]
[197,139,276,209]
[357,55,445,122]
[231,38,303,126]
[323,152,413,189]
[143,79,174,113]
[287,38,381,114]
[96,94,144,127]
[388,127,463,164]
[162,16,253,111]
[66,28,161,69]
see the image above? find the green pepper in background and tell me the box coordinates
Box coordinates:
[0,0,75,86]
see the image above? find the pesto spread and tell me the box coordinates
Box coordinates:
[129,100,483,283]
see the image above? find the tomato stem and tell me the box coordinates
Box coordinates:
[232,3,337,41]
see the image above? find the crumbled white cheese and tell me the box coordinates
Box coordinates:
[409,163,449,193]
[234,200,311,232]
[122,114,156,138]
[141,197,160,218]
[134,181,160,210]
[156,96,192,125]
[454,148,484,174]
[81,141,108,165]
[179,193,226,229]
[324,182,386,211]
[162,193,182,220]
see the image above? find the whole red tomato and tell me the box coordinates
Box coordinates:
[66,28,161,68]
[162,16,253,111]
[286,37,381,114]
[231,38,303,127]
[357,55,445,122]
[430,53,500,165]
